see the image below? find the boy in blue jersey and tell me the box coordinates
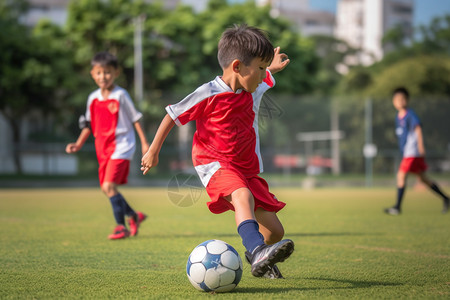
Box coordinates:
[385,87,449,215]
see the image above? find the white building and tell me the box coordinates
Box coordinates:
[336,0,414,66]
[256,0,335,36]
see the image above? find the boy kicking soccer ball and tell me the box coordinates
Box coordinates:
[141,24,294,278]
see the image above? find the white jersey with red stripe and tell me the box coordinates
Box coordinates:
[85,86,143,163]
[166,71,275,187]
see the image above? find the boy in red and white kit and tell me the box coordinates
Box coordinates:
[141,25,294,278]
[66,52,149,239]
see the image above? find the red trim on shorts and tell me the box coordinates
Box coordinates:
[99,159,130,186]
[399,157,427,174]
[205,168,286,214]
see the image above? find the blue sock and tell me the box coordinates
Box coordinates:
[117,193,135,217]
[395,187,405,209]
[237,219,265,254]
[109,194,125,225]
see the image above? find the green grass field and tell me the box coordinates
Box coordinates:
[0,187,449,299]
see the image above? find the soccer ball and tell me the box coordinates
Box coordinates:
[186,240,243,292]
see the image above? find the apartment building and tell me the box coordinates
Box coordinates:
[256,0,335,36]
[335,0,414,66]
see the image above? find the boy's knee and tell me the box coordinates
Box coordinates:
[396,171,406,186]
[101,182,117,197]
[228,188,254,206]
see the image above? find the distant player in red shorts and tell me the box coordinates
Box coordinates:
[66,52,149,239]
[141,25,293,278]
[384,87,449,215]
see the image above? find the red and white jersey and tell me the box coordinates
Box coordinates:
[166,71,275,187]
[85,86,142,162]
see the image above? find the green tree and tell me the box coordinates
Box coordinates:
[65,0,318,97]
[416,15,450,55]
[198,1,319,94]
[368,56,450,98]
[310,35,360,95]
[0,1,75,173]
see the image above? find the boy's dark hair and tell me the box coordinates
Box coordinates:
[392,87,409,100]
[217,24,274,69]
[91,51,119,69]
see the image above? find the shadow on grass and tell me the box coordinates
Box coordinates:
[143,231,381,240]
[235,277,402,293]
[305,277,403,288]
[286,232,383,238]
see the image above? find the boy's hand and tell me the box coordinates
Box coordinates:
[268,47,290,74]
[141,148,159,175]
[65,143,80,154]
[141,114,175,175]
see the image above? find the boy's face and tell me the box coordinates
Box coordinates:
[392,92,408,111]
[90,64,119,90]
[238,57,270,93]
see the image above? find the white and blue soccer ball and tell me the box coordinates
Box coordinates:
[186,239,243,292]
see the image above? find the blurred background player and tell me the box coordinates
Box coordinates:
[141,24,294,278]
[66,52,149,239]
[385,87,449,215]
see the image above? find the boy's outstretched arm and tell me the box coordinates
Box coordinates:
[134,121,150,155]
[65,128,91,154]
[141,114,175,175]
[268,47,290,75]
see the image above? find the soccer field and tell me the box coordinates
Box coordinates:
[0,187,449,299]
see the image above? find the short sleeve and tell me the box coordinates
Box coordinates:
[121,90,143,123]
[85,91,97,122]
[166,82,219,126]
[407,109,421,130]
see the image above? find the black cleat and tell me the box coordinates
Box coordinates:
[245,251,284,279]
[263,264,284,279]
[249,239,294,277]
[384,207,401,215]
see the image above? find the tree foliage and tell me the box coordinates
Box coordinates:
[339,14,450,98]
[368,55,450,98]
[310,35,360,95]
[0,0,76,173]
[1,0,320,173]
[65,0,318,97]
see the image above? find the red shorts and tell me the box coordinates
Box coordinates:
[98,159,130,186]
[205,168,286,214]
[399,157,428,174]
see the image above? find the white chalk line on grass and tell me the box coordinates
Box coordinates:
[298,241,450,259]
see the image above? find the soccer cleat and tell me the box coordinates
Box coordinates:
[250,239,294,277]
[108,225,130,240]
[245,251,284,279]
[443,198,449,214]
[264,264,284,279]
[128,212,147,236]
[384,207,401,215]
